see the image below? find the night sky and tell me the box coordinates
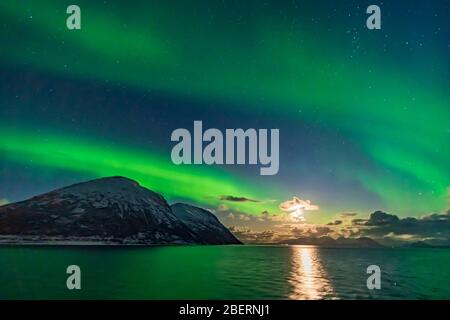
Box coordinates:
[0,0,449,235]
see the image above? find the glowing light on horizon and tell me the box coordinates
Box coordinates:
[280,197,319,221]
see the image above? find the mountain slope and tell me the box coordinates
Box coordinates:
[0,177,201,244]
[171,203,241,244]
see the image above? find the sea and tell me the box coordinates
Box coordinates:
[0,245,449,300]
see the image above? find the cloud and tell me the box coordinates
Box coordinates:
[229,226,275,243]
[279,196,319,212]
[382,232,422,242]
[352,218,368,226]
[225,211,283,223]
[217,204,229,212]
[239,214,251,221]
[421,212,450,222]
[314,226,332,236]
[258,210,285,221]
[289,225,333,238]
[339,227,360,238]
[0,198,9,206]
[257,210,280,222]
[357,210,400,226]
[219,195,259,202]
[327,220,343,226]
[231,207,450,246]
[351,210,450,245]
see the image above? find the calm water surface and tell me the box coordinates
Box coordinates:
[0,245,449,299]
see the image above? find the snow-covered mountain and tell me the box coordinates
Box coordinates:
[0,176,240,245]
[171,203,241,244]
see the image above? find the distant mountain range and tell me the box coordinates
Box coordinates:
[279,236,383,248]
[406,241,450,248]
[0,176,241,245]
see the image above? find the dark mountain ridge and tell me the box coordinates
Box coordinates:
[0,176,241,245]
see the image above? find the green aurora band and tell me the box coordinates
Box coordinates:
[0,126,282,215]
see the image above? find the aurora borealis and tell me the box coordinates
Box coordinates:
[0,0,449,225]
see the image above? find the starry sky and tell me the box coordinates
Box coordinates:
[0,0,449,232]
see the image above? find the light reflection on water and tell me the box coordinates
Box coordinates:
[289,246,334,299]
